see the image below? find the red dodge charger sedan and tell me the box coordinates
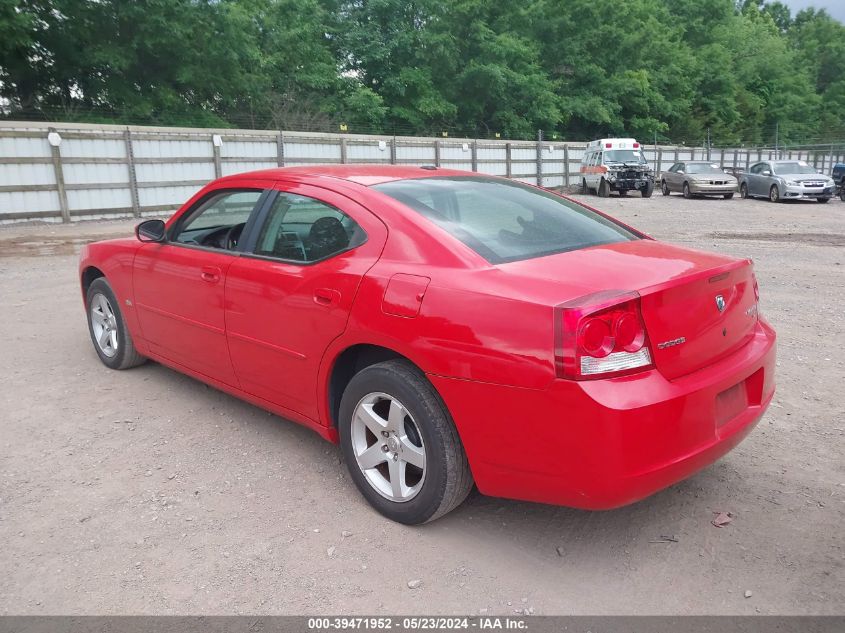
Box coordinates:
[79,165,776,524]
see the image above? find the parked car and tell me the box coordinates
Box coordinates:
[580,138,654,197]
[79,166,776,524]
[739,160,836,202]
[832,163,845,201]
[660,161,738,199]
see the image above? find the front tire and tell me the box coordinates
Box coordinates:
[683,182,692,199]
[740,183,749,199]
[641,181,654,198]
[724,193,734,199]
[338,360,473,524]
[661,180,670,196]
[86,278,146,370]
[816,197,829,203]
[769,184,780,203]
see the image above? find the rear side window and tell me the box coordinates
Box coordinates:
[252,193,366,263]
[373,177,639,264]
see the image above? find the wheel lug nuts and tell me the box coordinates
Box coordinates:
[381,445,389,452]
[392,453,399,462]
[381,431,389,438]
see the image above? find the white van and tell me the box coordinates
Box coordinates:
[580,138,654,197]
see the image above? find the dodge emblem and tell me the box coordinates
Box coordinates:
[715,294,726,313]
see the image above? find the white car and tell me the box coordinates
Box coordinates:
[580,138,654,198]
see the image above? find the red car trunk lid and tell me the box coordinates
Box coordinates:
[639,261,757,380]
[497,239,759,381]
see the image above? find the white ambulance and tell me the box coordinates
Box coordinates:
[580,138,654,198]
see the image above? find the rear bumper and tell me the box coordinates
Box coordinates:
[430,319,776,509]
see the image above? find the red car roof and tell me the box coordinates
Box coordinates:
[217,164,474,186]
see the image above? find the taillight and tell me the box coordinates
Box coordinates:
[555,291,654,380]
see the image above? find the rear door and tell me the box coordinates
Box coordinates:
[224,182,388,420]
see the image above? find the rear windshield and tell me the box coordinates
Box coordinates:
[373,177,640,264]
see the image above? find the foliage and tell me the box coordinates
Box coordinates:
[0,0,842,142]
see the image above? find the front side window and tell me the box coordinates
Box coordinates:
[171,190,264,250]
[373,177,639,264]
[253,193,366,262]
[749,163,766,174]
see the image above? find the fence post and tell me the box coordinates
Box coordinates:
[732,149,738,172]
[718,148,724,168]
[434,140,441,167]
[506,142,512,178]
[389,138,396,165]
[124,129,140,218]
[675,146,679,162]
[536,131,544,188]
[656,147,662,174]
[48,128,71,223]
[471,140,478,172]
[563,145,570,188]
[690,147,695,161]
[340,137,347,164]
[212,134,222,178]
[745,150,750,171]
[277,132,285,167]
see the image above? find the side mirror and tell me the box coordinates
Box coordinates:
[677,170,684,174]
[762,170,772,176]
[136,219,166,243]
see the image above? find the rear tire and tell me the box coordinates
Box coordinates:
[618,189,628,197]
[597,179,610,198]
[769,184,780,203]
[85,278,146,370]
[581,178,587,194]
[338,360,473,524]
[724,193,734,199]
[661,180,670,196]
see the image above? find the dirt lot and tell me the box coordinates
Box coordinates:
[1,192,843,616]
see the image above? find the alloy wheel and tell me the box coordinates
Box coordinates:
[90,293,118,358]
[350,392,426,502]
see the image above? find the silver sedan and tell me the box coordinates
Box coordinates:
[660,161,738,199]
[739,160,837,203]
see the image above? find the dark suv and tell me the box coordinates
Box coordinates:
[833,163,845,201]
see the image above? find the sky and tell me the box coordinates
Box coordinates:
[780,0,845,23]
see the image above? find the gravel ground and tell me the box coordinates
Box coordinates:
[0,191,843,615]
